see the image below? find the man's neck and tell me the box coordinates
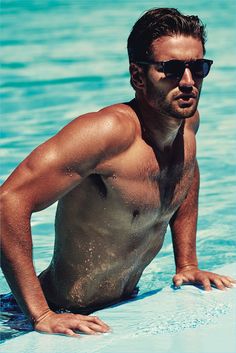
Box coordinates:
[132,98,183,152]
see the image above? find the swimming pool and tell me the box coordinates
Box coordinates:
[1,0,236,346]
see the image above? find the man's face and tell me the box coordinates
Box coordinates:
[142,35,204,119]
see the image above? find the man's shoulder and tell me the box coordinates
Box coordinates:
[72,102,137,130]
[95,102,139,154]
[62,102,138,158]
[98,102,138,130]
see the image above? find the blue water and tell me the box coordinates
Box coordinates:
[1,0,236,344]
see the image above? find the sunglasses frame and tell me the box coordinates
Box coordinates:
[136,59,213,79]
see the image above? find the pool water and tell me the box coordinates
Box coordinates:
[1,0,236,344]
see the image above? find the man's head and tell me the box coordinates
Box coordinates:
[127,8,212,120]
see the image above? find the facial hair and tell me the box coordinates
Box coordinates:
[146,80,201,120]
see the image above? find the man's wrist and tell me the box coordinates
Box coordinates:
[176,263,198,272]
[30,308,52,326]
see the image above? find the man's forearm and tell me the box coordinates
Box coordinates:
[169,160,199,271]
[2,256,51,322]
[1,195,50,322]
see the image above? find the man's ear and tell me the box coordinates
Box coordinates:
[129,63,145,90]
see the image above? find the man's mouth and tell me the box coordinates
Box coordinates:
[174,93,197,107]
[175,93,197,101]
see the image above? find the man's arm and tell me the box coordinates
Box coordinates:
[169,160,235,290]
[0,107,135,336]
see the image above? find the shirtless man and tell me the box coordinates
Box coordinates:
[1,8,235,337]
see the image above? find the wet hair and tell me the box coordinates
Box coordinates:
[127,8,207,63]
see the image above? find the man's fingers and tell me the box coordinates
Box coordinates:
[76,315,110,331]
[75,323,99,335]
[211,277,225,290]
[201,278,212,291]
[90,316,110,331]
[172,270,236,292]
[175,279,183,287]
[173,274,183,287]
[34,312,111,337]
[61,328,80,337]
[211,276,235,290]
[225,276,236,284]
[221,277,234,288]
[86,322,109,333]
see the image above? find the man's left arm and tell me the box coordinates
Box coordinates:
[169,160,235,290]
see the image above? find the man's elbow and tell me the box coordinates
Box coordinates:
[0,187,32,218]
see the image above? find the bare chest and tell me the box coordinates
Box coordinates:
[101,137,196,219]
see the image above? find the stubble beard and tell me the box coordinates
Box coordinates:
[146,84,200,120]
[167,98,199,120]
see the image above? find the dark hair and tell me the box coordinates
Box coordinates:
[127,8,207,63]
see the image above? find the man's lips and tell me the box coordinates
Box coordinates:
[175,93,197,100]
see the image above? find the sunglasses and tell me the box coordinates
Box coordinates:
[136,59,213,79]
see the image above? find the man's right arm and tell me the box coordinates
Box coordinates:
[0,107,135,336]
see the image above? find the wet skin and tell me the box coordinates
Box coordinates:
[38,35,201,311]
[1,35,235,337]
[39,101,195,311]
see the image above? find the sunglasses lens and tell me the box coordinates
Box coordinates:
[191,60,211,78]
[164,61,185,78]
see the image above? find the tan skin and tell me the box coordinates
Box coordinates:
[1,35,235,337]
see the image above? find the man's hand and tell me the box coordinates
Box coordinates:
[34,310,110,337]
[173,267,236,291]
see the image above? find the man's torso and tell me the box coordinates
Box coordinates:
[40,103,197,311]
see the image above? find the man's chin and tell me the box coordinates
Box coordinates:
[171,105,198,120]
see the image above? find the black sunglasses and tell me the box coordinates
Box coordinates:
[136,59,213,79]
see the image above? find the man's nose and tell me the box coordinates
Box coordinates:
[179,68,194,87]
